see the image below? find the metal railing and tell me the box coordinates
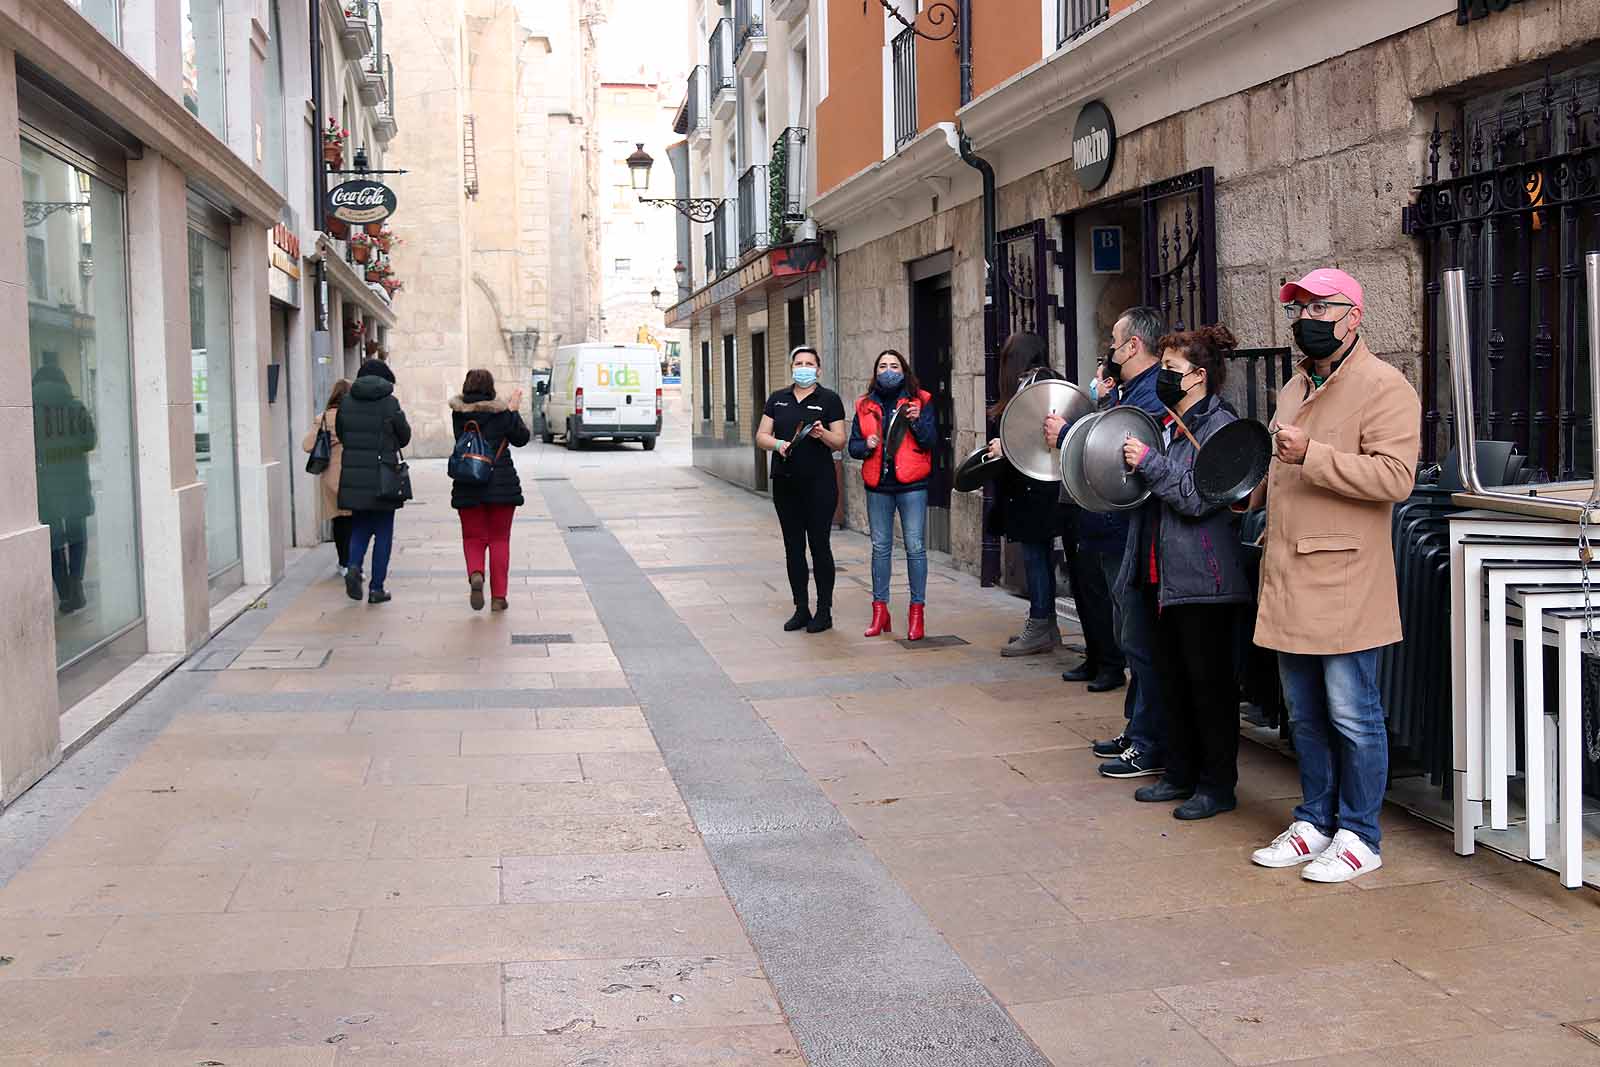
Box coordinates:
[1058,0,1110,46]
[686,65,709,132]
[704,229,716,283]
[719,197,738,268]
[710,19,734,96]
[734,0,765,60]
[770,127,807,236]
[737,165,769,255]
[891,27,918,151]
[344,0,369,19]
[367,0,384,63]
[375,54,397,128]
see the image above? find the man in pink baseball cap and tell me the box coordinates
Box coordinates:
[1244,266,1421,884]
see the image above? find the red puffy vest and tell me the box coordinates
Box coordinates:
[856,389,933,490]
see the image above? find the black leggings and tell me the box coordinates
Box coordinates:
[331,515,353,568]
[1150,591,1243,800]
[772,474,837,611]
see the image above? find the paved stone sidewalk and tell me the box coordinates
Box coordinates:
[1,423,1599,1065]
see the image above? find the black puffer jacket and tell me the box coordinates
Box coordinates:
[336,374,412,512]
[986,365,1065,546]
[449,393,531,508]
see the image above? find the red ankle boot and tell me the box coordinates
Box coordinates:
[864,601,891,637]
[907,603,925,642]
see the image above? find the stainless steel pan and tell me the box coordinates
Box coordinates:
[999,378,1094,482]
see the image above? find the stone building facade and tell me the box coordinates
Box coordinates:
[810,0,1600,579]
[383,0,604,456]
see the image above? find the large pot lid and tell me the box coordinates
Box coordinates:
[1082,405,1166,511]
[998,378,1095,482]
[1059,413,1114,512]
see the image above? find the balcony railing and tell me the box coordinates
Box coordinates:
[734,0,765,60]
[738,165,769,255]
[704,229,716,284]
[710,19,734,96]
[719,197,738,268]
[891,27,918,151]
[359,1,387,105]
[686,65,709,133]
[1058,0,1110,45]
[770,127,807,243]
[374,54,398,138]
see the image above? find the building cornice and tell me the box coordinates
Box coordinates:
[0,0,286,224]
[809,122,965,232]
[316,239,398,327]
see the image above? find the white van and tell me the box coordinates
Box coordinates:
[540,343,663,451]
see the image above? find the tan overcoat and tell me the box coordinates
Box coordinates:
[1253,339,1422,655]
[300,409,349,520]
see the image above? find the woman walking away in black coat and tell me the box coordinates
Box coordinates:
[336,358,411,604]
[450,368,531,611]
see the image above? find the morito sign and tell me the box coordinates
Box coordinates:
[326,179,397,225]
[1071,100,1116,193]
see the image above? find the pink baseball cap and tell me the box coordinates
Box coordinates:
[1279,268,1364,310]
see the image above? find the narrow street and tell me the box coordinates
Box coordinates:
[1,415,1597,1066]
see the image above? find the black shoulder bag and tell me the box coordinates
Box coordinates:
[376,415,413,504]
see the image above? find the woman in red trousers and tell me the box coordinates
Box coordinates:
[449,369,531,611]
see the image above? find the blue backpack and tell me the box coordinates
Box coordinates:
[447,420,502,485]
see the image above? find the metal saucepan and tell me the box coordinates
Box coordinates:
[1077,406,1166,512]
[998,378,1095,483]
[1194,418,1273,507]
[953,444,1006,493]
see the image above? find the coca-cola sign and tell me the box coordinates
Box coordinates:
[326,179,397,224]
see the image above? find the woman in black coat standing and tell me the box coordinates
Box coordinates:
[336,358,411,604]
[984,332,1064,656]
[449,368,531,611]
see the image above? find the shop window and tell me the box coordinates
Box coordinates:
[182,0,227,137]
[21,139,143,668]
[188,225,241,585]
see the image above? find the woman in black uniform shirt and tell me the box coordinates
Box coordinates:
[755,346,848,633]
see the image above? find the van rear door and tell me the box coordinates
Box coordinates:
[580,348,656,432]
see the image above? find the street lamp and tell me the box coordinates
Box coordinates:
[650,286,662,309]
[626,144,654,191]
[629,144,726,223]
[673,262,688,290]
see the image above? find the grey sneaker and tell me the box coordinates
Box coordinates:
[1002,617,1058,657]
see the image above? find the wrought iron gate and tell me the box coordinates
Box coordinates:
[1142,168,1218,332]
[996,220,1056,352]
[1404,69,1600,478]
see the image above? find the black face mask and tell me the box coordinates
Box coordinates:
[1155,368,1192,410]
[1105,343,1127,382]
[1292,318,1347,360]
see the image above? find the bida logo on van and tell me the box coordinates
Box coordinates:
[596,364,642,389]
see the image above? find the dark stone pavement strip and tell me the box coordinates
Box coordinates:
[539,478,1052,1066]
[192,688,636,712]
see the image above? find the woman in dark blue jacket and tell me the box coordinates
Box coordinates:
[1118,324,1252,820]
[848,349,937,640]
[449,368,531,612]
[336,359,411,604]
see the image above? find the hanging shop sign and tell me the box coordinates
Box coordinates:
[326,179,397,225]
[1071,100,1117,192]
[268,221,302,305]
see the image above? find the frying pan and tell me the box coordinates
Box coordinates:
[953,444,1006,493]
[1194,418,1273,506]
[1082,406,1165,511]
[998,379,1094,482]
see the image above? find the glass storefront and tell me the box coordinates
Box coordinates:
[188,224,241,584]
[21,139,142,668]
[181,0,226,137]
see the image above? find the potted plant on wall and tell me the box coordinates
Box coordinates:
[380,276,403,298]
[323,119,348,169]
[348,232,376,264]
[372,227,400,255]
[325,217,349,239]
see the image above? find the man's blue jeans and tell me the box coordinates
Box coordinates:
[1278,650,1389,850]
[349,509,396,592]
[867,489,928,605]
[1020,540,1056,620]
[1116,578,1165,760]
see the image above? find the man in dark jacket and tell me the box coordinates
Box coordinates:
[336,358,411,604]
[449,369,531,612]
[32,358,96,614]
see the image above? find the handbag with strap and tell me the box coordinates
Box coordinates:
[375,416,412,504]
[447,420,505,486]
[305,415,332,475]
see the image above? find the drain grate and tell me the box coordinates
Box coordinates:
[897,635,970,650]
[187,649,241,672]
[565,523,600,532]
[512,633,575,645]
[532,476,570,482]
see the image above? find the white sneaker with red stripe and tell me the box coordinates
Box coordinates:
[1301,829,1382,883]
[1250,820,1332,868]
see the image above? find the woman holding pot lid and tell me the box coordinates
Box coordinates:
[849,350,936,640]
[1116,324,1253,820]
[756,346,848,634]
[984,332,1065,656]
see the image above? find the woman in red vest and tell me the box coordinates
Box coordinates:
[848,349,936,640]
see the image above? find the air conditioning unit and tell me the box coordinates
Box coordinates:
[796,219,818,242]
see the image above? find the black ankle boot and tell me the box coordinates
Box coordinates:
[783,606,812,632]
[805,608,833,634]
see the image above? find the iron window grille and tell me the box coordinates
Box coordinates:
[892,27,918,150]
[686,65,709,132]
[734,0,765,61]
[738,165,770,255]
[710,19,735,95]
[1058,0,1109,46]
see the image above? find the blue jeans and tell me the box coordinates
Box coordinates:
[1021,540,1056,620]
[867,489,927,605]
[1279,650,1389,850]
[349,509,396,591]
[1116,579,1165,760]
